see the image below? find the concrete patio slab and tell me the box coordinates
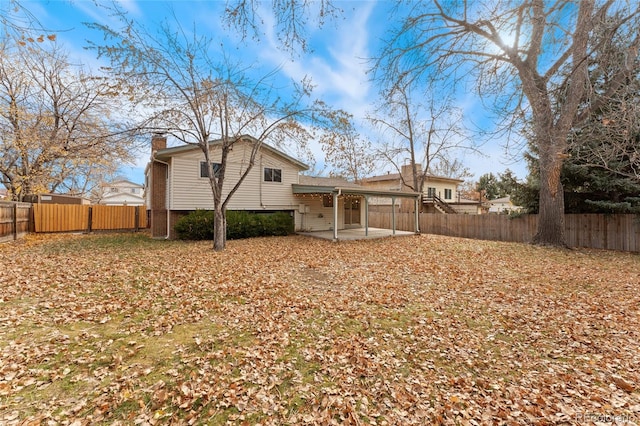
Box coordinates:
[297,227,417,241]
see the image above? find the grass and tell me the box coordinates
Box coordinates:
[1,232,639,425]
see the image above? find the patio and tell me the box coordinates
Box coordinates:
[298,227,417,241]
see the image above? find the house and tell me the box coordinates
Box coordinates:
[145,135,421,240]
[99,178,145,206]
[488,196,522,214]
[360,164,480,214]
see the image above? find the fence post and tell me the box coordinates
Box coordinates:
[13,203,17,240]
[29,204,34,232]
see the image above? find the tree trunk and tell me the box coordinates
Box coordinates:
[213,207,227,251]
[533,155,567,247]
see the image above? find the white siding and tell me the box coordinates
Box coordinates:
[168,141,302,211]
[296,196,339,231]
[101,193,145,206]
[423,180,458,200]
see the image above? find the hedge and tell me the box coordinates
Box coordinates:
[174,210,294,240]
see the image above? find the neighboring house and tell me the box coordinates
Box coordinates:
[100,179,145,206]
[360,164,480,214]
[145,135,420,239]
[488,196,522,214]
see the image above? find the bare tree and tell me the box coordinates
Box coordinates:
[320,111,375,182]
[223,0,342,53]
[368,81,472,198]
[377,0,640,246]
[89,13,339,251]
[1,0,55,41]
[429,156,473,181]
[0,37,134,201]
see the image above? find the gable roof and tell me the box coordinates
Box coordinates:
[293,175,421,199]
[298,175,361,188]
[361,172,464,184]
[103,179,144,188]
[154,135,309,171]
[102,192,145,201]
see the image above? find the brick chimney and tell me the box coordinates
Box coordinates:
[151,134,167,154]
[149,134,168,238]
[400,163,422,191]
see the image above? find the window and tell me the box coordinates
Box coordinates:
[444,189,452,200]
[322,194,334,207]
[200,161,222,178]
[264,167,282,182]
[131,188,138,194]
[427,187,436,197]
[109,187,118,193]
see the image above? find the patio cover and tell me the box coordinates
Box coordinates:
[292,183,421,241]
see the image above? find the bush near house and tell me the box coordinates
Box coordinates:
[175,210,294,240]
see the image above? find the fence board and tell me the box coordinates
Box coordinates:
[31,204,147,233]
[0,201,31,242]
[92,205,137,230]
[370,212,639,252]
[33,204,90,232]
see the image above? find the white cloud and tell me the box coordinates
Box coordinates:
[115,0,142,17]
[257,3,375,114]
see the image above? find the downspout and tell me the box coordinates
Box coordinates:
[259,155,264,208]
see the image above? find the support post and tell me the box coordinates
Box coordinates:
[364,196,369,237]
[415,197,420,234]
[391,196,396,235]
[333,192,338,241]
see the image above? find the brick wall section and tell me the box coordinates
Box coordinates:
[150,135,168,238]
[169,211,189,239]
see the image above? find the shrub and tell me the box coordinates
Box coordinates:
[175,210,294,240]
[174,209,214,240]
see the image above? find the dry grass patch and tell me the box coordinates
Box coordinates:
[1,232,639,425]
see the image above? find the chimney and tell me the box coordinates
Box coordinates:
[151,134,167,154]
[400,163,423,190]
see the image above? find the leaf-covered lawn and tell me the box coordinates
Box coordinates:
[1,233,639,425]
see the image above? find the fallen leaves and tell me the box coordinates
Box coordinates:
[0,233,639,425]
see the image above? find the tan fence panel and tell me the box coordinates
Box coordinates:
[369,212,639,252]
[139,207,148,229]
[33,204,90,232]
[91,205,136,230]
[32,204,148,233]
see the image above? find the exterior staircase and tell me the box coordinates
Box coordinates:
[429,194,457,214]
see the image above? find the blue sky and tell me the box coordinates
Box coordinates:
[16,0,528,185]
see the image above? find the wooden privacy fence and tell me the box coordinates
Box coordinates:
[32,204,147,233]
[0,201,31,243]
[369,212,640,252]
